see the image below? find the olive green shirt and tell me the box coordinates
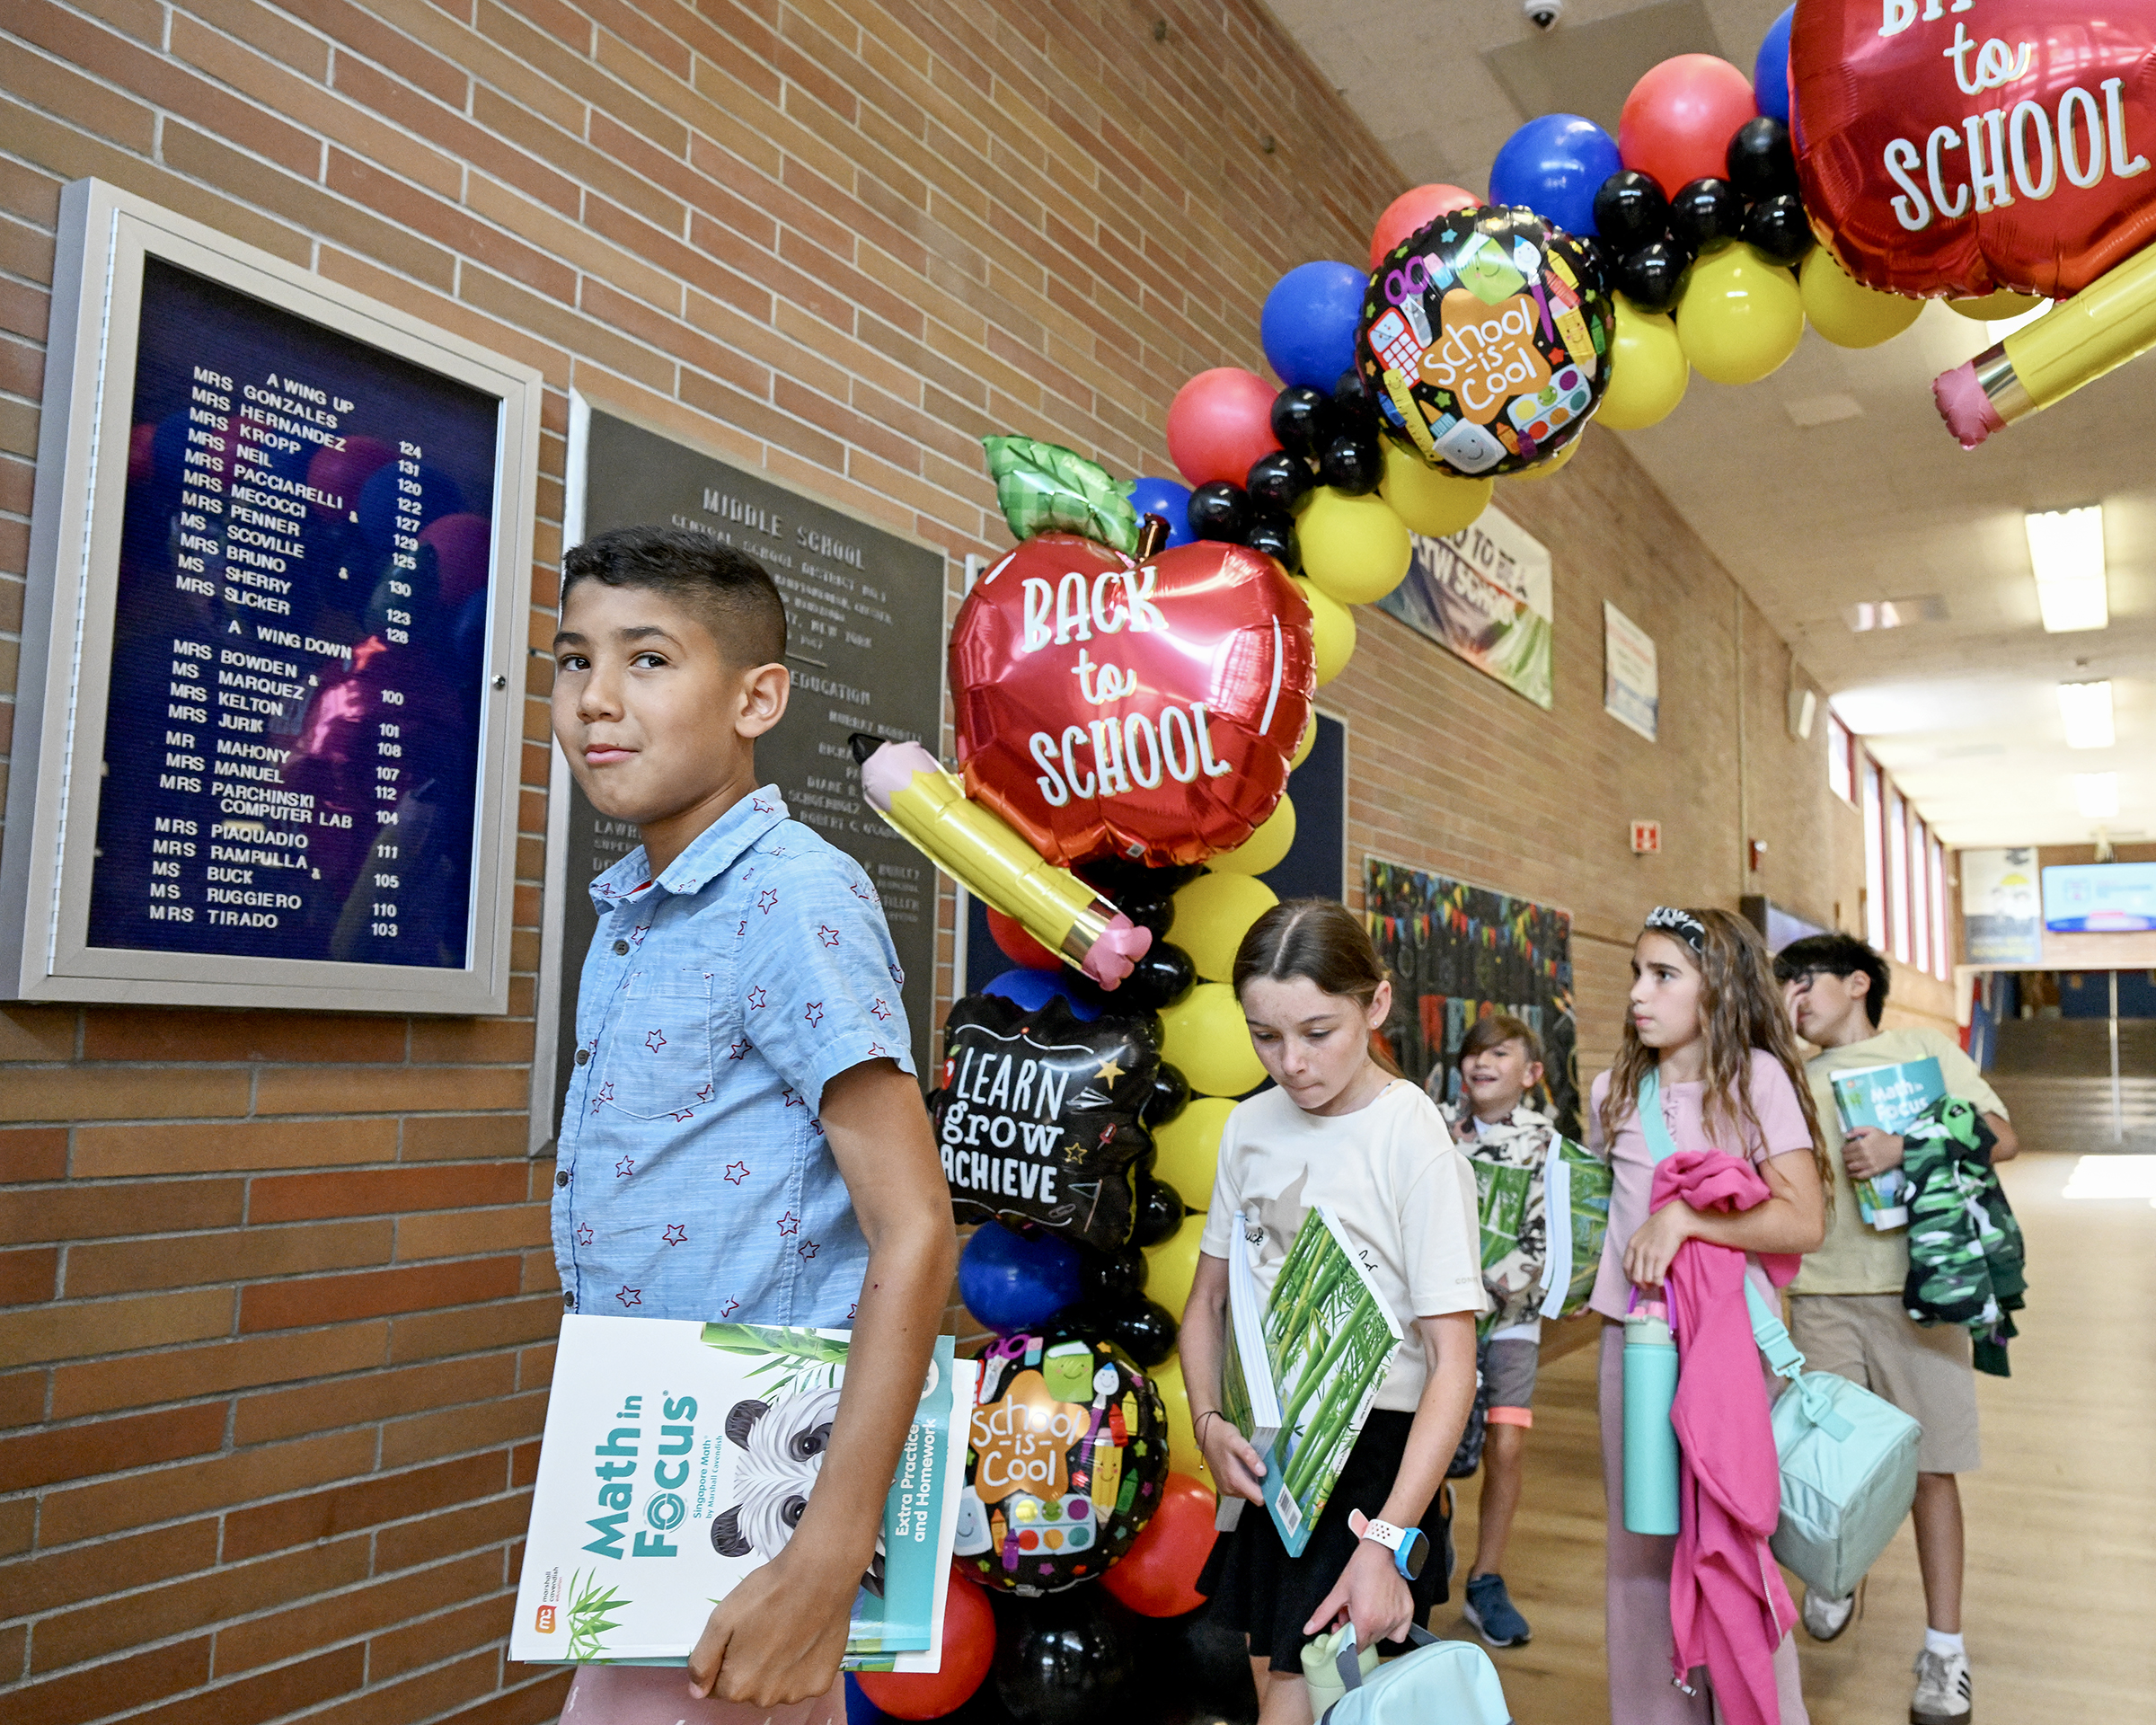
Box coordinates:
[1792,1026,2008,1296]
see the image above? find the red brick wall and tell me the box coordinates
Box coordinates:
[0,4,1851,1721]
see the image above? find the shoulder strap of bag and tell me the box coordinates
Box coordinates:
[1335,1623,1439,1692]
[1636,1067,1679,1163]
[1744,1278,1855,1439]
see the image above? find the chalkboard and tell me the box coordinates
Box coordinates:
[3,181,541,1013]
[533,404,947,1147]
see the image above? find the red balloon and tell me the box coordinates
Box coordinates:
[1100,1471,1216,1615]
[1793,0,2156,298]
[986,906,1062,971]
[854,1567,994,1720]
[1164,368,1280,488]
[951,532,1313,869]
[1369,184,1481,268]
[1619,55,1758,197]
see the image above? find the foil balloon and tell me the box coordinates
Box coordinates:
[1791,0,2156,298]
[1356,205,1613,478]
[951,531,1314,868]
[930,992,1160,1252]
[959,1330,1169,1594]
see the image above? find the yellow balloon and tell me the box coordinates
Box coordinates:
[1289,713,1316,770]
[1161,981,1266,1096]
[1209,794,1295,875]
[1799,248,1922,348]
[1171,872,1278,982]
[1675,245,1806,385]
[1948,287,2044,320]
[1147,1353,1206,1480]
[1297,487,1412,606]
[1597,296,1690,429]
[1151,1095,1236,1208]
[1376,438,1491,537]
[1294,577,1356,686]
[1504,434,1581,481]
[1144,1210,1208,1319]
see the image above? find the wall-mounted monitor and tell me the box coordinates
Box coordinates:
[2041,862,2156,933]
[0,180,543,1013]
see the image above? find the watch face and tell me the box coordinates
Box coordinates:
[1400,1527,1428,1580]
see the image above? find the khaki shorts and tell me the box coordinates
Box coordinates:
[1787,1292,1980,1474]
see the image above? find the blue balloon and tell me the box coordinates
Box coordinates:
[959,1220,1083,1334]
[1259,261,1366,391]
[1488,114,1623,237]
[1754,6,1795,126]
[1125,475,1195,547]
[844,1676,886,1725]
[982,966,1101,1022]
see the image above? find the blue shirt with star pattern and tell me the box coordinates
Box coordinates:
[551,785,915,1324]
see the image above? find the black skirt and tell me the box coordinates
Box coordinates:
[1194,1410,1452,1674]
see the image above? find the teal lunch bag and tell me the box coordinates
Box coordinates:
[1318,1624,1512,1725]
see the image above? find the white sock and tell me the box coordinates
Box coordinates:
[1924,1628,1965,1659]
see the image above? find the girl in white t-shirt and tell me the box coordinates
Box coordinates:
[1180,899,1485,1725]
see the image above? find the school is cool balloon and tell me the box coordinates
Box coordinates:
[959,1331,1169,1594]
[1356,206,1613,479]
[931,992,1160,1252]
[1790,0,2156,298]
[950,532,1315,869]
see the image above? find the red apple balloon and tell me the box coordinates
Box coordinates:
[1099,1471,1217,1616]
[1792,0,2156,298]
[1369,183,1481,267]
[951,531,1313,868]
[853,1567,995,1720]
[1164,368,1281,487]
[1619,55,1760,197]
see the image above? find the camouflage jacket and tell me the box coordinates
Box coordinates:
[1901,1095,2027,1376]
[1444,1102,1554,1333]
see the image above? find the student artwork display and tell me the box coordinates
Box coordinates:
[1958,846,2044,964]
[1377,506,1554,710]
[1364,859,1581,1138]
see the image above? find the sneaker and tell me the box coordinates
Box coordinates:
[1802,1588,1856,1642]
[1462,1572,1532,1648]
[1911,1648,1973,1724]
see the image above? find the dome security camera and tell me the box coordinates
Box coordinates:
[1524,0,1564,29]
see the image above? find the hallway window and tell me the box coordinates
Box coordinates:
[1930,832,1950,978]
[1909,809,1931,973]
[1863,756,1886,948]
[1886,783,1912,962]
[1827,713,1854,802]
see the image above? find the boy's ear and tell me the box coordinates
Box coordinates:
[734,660,791,740]
[1525,1061,1545,1089]
[1845,969,1871,1000]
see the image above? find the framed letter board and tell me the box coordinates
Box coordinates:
[1,181,543,1013]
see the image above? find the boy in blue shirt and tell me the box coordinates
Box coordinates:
[549,526,957,1719]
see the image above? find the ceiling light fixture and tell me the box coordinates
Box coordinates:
[2025,506,2109,632]
[2074,772,2120,818]
[2057,680,2116,748]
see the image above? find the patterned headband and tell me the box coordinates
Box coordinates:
[1643,905,1707,953]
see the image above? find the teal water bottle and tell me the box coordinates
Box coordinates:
[1622,1299,1680,1535]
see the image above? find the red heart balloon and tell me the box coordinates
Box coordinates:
[1793,2,2156,298]
[951,533,1313,869]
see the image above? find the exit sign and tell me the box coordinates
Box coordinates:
[1631,819,1661,854]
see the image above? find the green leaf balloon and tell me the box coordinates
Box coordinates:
[983,434,1139,554]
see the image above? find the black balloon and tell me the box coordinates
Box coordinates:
[932,994,1161,1251]
[1118,894,1176,942]
[994,1594,1135,1725]
[1245,449,1313,515]
[1317,434,1382,495]
[1129,1596,1260,1725]
[1667,178,1745,252]
[1103,1296,1180,1367]
[1116,942,1197,1013]
[1330,365,1378,429]
[1078,857,1203,902]
[1267,385,1335,458]
[1743,194,1815,265]
[1727,115,1798,201]
[1185,482,1246,543]
[1616,242,1691,314]
[1082,1244,1149,1302]
[1591,169,1669,252]
[1141,1061,1191,1129]
[1129,1173,1185,1247]
[1241,509,1298,571]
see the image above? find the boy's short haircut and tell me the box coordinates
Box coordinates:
[1773,932,1890,1027]
[561,526,787,668]
[1460,1011,1542,1067]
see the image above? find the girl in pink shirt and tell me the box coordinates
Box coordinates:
[1586,907,1828,1723]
